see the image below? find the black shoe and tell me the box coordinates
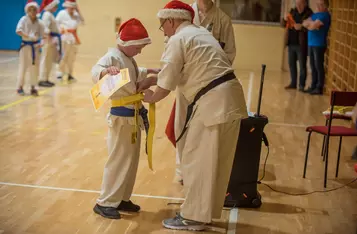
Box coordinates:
[17,88,25,96]
[31,89,39,96]
[46,80,55,86]
[117,200,141,212]
[93,204,121,219]
[298,87,305,92]
[38,81,53,87]
[284,84,296,89]
[310,89,323,95]
[303,87,315,93]
[68,75,76,82]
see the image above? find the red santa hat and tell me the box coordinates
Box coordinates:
[157,0,195,23]
[116,18,151,47]
[39,0,59,12]
[25,0,39,12]
[63,0,77,8]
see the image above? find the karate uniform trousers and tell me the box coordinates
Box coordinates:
[96,114,142,207]
[178,79,247,223]
[40,39,58,82]
[17,46,40,88]
[57,42,77,77]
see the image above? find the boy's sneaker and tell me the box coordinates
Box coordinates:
[117,200,140,212]
[68,74,76,82]
[31,89,39,96]
[17,88,25,96]
[39,81,55,87]
[93,204,121,219]
[162,213,206,231]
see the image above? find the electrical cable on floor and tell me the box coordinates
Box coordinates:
[258,135,357,196]
[167,134,357,206]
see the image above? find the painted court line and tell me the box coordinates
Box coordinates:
[0,182,185,201]
[0,89,52,111]
[227,208,239,234]
[269,122,308,128]
[0,181,237,233]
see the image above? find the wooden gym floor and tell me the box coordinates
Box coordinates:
[0,51,356,234]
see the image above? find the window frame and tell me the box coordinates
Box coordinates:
[215,0,285,27]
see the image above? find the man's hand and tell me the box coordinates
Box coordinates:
[147,68,161,74]
[143,89,155,103]
[294,23,302,30]
[142,86,171,103]
[106,66,120,75]
[137,76,157,92]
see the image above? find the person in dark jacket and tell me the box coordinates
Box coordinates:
[283,0,313,91]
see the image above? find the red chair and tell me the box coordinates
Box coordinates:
[320,111,352,158]
[303,91,357,188]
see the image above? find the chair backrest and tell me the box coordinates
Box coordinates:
[331,91,357,107]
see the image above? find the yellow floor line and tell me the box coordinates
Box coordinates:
[0,89,52,111]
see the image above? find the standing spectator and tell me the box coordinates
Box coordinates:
[303,0,331,95]
[283,0,313,91]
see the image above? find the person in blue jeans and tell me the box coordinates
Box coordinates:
[302,0,331,95]
[283,0,313,91]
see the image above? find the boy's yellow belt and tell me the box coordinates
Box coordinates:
[111,93,155,170]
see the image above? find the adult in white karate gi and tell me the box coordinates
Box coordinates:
[91,18,159,220]
[38,0,60,87]
[56,0,84,82]
[138,0,248,231]
[16,0,45,96]
[173,0,237,184]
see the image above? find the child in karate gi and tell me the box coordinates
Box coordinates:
[16,0,45,96]
[56,0,84,82]
[91,18,159,219]
[38,0,60,87]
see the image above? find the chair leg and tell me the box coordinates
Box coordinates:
[324,135,330,188]
[322,136,327,162]
[335,137,343,178]
[321,137,326,157]
[321,119,328,157]
[303,132,312,178]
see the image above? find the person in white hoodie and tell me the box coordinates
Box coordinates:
[56,0,84,82]
[15,0,45,96]
[38,0,60,87]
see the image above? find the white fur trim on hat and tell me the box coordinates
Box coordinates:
[116,36,152,47]
[63,1,77,8]
[45,0,59,11]
[157,9,192,21]
[25,2,39,12]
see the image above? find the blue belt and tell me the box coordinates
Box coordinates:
[19,40,40,65]
[50,32,62,61]
[110,106,149,134]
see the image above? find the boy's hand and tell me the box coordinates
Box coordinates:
[137,77,157,92]
[147,68,161,74]
[106,66,120,75]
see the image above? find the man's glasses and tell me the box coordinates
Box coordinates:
[159,19,167,32]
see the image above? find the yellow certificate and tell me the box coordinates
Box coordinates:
[90,68,131,111]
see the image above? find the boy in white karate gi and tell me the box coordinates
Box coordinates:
[16,0,45,96]
[56,0,84,82]
[38,0,60,87]
[91,18,160,219]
